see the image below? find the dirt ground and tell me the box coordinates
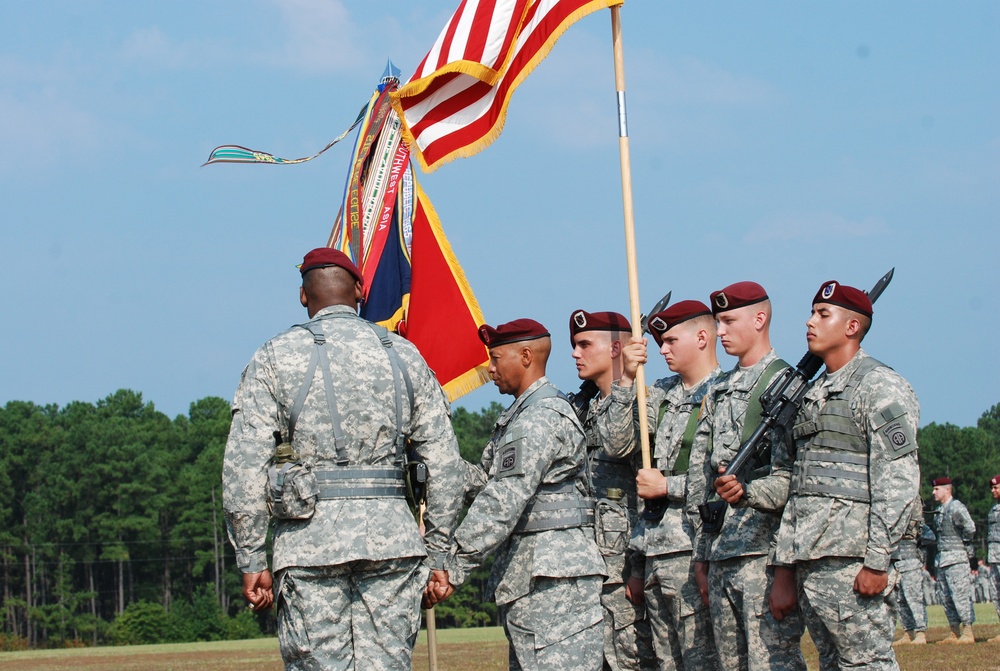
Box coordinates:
[4,623,1000,670]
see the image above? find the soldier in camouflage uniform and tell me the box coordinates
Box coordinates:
[594,300,723,671]
[932,476,976,644]
[222,248,465,671]
[689,283,805,671]
[890,500,928,645]
[771,280,921,670]
[431,319,606,670]
[567,309,656,671]
[989,475,1000,643]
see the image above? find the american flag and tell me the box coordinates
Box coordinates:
[391,0,622,172]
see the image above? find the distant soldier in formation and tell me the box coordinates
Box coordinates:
[430,319,606,670]
[890,500,928,645]
[568,309,656,670]
[988,474,1000,643]
[690,282,806,671]
[596,300,722,670]
[770,280,920,671]
[932,476,977,644]
[974,561,991,603]
[222,248,465,670]
[922,569,937,606]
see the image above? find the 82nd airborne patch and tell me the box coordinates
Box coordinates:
[497,441,524,478]
[882,419,915,457]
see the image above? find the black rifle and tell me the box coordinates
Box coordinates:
[698,269,895,533]
[567,380,600,424]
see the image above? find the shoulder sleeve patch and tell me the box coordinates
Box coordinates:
[496,428,526,478]
[873,401,917,459]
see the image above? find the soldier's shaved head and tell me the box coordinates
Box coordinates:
[300,266,363,317]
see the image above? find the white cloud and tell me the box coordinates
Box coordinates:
[746,211,888,244]
[267,0,365,73]
[0,90,103,175]
[121,27,204,69]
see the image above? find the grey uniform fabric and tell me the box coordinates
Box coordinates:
[689,351,805,671]
[449,376,606,671]
[935,496,976,626]
[595,371,721,671]
[889,503,927,632]
[989,504,1000,619]
[222,305,465,671]
[582,394,657,671]
[774,349,921,671]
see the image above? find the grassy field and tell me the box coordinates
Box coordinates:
[2,605,999,670]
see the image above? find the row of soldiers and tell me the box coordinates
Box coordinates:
[222,248,922,670]
[891,474,1000,645]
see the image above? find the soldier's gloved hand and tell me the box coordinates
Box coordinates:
[714,473,745,504]
[694,561,710,606]
[769,566,797,621]
[625,576,645,606]
[636,468,667,500]
[242,570,274,612]
[853,567,888,597]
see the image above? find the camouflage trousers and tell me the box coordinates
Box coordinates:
[500,575,604,671]
[275,557,427,671]
[796,557,899,671]
[644,552,717,671]
[991,566,1000,621]
[938,561,975,626]
[889,560,927,632]
[707,555,805,671]
[600,580,657,670]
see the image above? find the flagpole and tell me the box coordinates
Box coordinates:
[610,4,652,470]
[418,502,439,671]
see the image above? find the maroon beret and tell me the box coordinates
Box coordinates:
[568,310,631,346]
[710,281,768,315]
[299,248,362,283]
[932,476,952,487]
[648,300,712,346]
[812,280,873,318]
[479,318,550,348]
[990,475,1000,487]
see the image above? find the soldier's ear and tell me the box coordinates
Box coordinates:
[299,286,308,308]
[520,345,533,368]
[610,339,623,358]
[696,328,709,349]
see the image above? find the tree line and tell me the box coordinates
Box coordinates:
[0,390,996,649]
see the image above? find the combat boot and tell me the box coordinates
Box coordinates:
[892,630,913,646]
[937,625,961,644]
[987,632,1000,643]
[957,623,975,644]
[910,630,927,645]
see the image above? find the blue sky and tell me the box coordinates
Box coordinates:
[1,1,997,428]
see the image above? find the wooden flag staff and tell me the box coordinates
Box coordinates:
[610,4,652,469]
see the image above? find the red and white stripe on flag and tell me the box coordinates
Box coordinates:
[391,0,622,172]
